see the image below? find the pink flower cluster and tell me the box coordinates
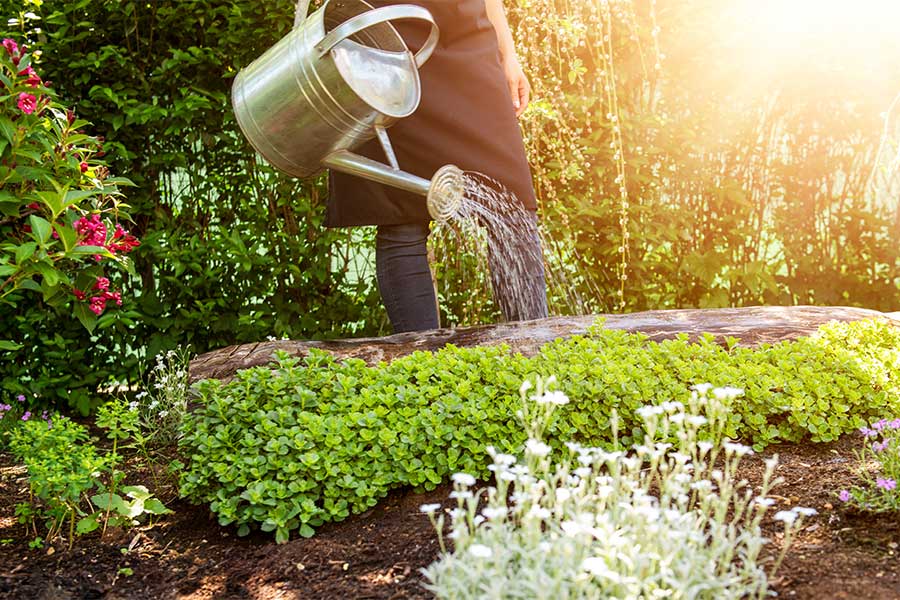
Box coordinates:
[3,38,42,115]
[74,214,107,248]
[73,276,123,315]
[108,224,141,253]
[73,216,141,259]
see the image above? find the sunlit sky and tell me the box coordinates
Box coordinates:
[676,0,900,102]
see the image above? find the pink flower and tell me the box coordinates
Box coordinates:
[107,224,140,254]
[17,93,37,115]
[2,38,18,57]
[74,214,108,249]
[106,291,122,306]
[93,277,110,292]
[876,478,897,491]
[838,490,851,502]
[19,66,41,87]
[73,288,86,301]
[89,296,106,315]
[80,162,89,173]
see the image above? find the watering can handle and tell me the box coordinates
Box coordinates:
[315,5,439,68]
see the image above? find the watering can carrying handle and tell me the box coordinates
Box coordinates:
[314,5,439,68]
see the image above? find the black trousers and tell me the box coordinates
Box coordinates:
[375,214,549,333]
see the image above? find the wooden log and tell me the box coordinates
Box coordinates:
[189,305,900,383]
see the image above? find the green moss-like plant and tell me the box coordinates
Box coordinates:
[178,317,900,542]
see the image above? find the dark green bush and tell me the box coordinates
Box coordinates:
[179,317,900,542]
[0,1,385,412]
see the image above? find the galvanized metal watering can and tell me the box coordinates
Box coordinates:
[232,0,464,222]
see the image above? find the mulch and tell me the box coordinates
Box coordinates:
[1,435,899,600]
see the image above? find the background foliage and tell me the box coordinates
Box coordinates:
[1,0,898,410]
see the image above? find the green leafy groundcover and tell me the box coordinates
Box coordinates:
[179,318,900,542]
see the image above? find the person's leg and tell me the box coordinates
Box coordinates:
[486,210,549,322]
[375,222,440,333]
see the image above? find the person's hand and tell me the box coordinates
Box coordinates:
[503,55,530,118]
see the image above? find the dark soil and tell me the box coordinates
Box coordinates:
[1,435,899,600]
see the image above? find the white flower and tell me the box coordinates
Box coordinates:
[498,471,517,482]
[661,401,684,412]
[795,507,818,517]
[148,400,159,410]
[671,452,691,464]
[449,490,473,500]
[527,506,552,520]
[128,401,139,411]
[595,485,614,500]
[574,467,592,478]
[536,390,569,406]
[135,391,148,399]
[525,439,551,458]
[482,507,507,520]
[451,473,476,487]
[755,497,776,508]
[773,510,798,524]
[492,453,517,466]
[692,383,713,394]
[565,441,583,453]
[636,405,664,418]
[581,557,622,582]
[712,386,744,400]
[420,503,441,514]
[697,441,713,454]
[449,508,466,520]
[158,410,169,418]
[686,415,708,427]
[519,380,533,395]
[723,442,753,457]
[561,520,589,537]
[555,488,572,502]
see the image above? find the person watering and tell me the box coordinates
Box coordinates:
[328,0,549,333]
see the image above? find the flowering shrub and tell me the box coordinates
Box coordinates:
[422,381,816,599]
[0,37,138,339]
[838,418,900,511]
[132,348,192,446]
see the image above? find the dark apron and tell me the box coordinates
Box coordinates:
[326,0,537,227]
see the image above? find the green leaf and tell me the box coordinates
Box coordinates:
[143,498,172,515]
[0,340,23,351]
[28,215,53,245]
[73,302,97,333]
[91,493,129,516]
[0,116,14,143]
[76,513,101,535]
[57,225,77,252]
[15,242,37,265]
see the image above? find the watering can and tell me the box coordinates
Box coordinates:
[232,0,465,222]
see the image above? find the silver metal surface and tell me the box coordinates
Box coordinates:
[234,0,458,213]
[426,164,465,222]
[323,150,430,196]
[324,152,464,222]
[374,125,399,169]
[316,4,438,67]
[233,0,437,178]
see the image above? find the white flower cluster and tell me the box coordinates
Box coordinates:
[423,381,807,599]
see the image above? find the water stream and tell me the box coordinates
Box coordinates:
[430,172,588,324]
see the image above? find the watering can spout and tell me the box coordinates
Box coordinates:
[323,151,465,222]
